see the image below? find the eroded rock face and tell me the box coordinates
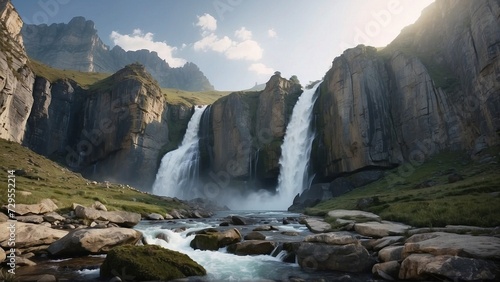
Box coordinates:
[0,0,35,143]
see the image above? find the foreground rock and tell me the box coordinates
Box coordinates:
[227,240,277,256]
[75,206,141,227]
[48,228,142,257]
[327,209,381,222]
[0,222,68,254]
[11,199,58,216]
[354,221,411,238]
[397,232,500,281]
[100,245,206,281]
[303,217,331,233]
[190,228,242,251]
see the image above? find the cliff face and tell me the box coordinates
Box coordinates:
[312,0,500,181]
[23,17,214,91]
[200,74,302,187]
[0,0,34,142]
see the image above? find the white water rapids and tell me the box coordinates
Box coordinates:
[152,106,207,199]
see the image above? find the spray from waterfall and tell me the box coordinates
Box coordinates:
[152,105,207,199]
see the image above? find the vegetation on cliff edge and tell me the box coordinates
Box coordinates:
[306,146,500,228]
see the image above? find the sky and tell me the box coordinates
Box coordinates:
[12,0,434,91]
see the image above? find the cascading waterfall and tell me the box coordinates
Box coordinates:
[232,82,321,210]
[152,105,207,199]
[275,82,321,204]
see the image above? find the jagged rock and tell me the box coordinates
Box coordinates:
[0,222,68,254]
[74,206,140,228]
[244,231,266,240]
[253,225,277,232]
[48,227,142,257]
[17,215,44,224]
[43,212,65,223]
[16,256,37,267]
[227,240,277,256]
[327,210,381,223]
[403,232,500,260]
[378,246,404,262]
[399,254,499,281]
[354,221,411,238]
[370,236,405,251]
[190,228,242,251]
[294,242,375,273]
[304,232,358,245]
[12,199,58,216]
[303,218,331,233]
[372,261,400,281]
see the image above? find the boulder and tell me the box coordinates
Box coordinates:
[91,201,108,211]
[403,232,500,260]
[227,240,277,256]
[253,225,277,231]
[190,228,242,251]
[303,218,331,233]
[244,231,266,240]
[48,227,142,257]
[17,215,44,224]
[354,221,411,238]
[100,245,206,281]
[43,212,65,223]
[399,254,499,281]
[365,236,404,251]
[75,206,141,227]
[231,216,256,225]
[16,256,37,267]
[12,199,58,215]
[147,213,164,220]
[304,232,359,245]
[327,210,381,222]
[294,242,375,273]
[372,261,400,281]
[0,222,68,254]
[378,246,404,262]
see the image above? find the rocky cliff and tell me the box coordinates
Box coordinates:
[311,0,500,182]
[22,17,214,91]
[0,0,34,142]
[200,74,302,188]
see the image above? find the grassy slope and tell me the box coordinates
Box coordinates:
[306,147,500,228]
[0,139,186,215]
[162,88,232,106]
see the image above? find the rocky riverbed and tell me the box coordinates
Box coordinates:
[1,201,499,281]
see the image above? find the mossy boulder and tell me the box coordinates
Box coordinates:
[100,245,206,281]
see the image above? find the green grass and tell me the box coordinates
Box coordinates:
[28,59,110,87]
[0,139,186,216]
[307,147,500,228]
[162,88,232,106]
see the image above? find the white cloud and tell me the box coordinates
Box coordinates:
[193,33,232,53]
[196,13,217,32]
[193,23,263,61]
[235,27,252,41]
[249,63,274,75]
[267,28,277,38]
[110,29,186,67]
[226,40,263,61]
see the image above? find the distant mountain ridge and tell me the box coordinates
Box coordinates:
[22,16,214,91]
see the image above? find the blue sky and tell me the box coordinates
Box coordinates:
[12,0,434,90]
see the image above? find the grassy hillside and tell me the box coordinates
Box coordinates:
[306,147,500,228]
[162,88,232,106]
[28,59,111,87]
[0,139,186,215]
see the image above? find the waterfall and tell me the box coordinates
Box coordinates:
[152,105,207,199]
[275,82,321,204]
